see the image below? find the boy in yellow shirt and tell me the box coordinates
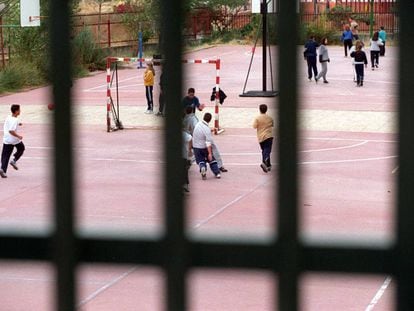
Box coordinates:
[253,104,274,173]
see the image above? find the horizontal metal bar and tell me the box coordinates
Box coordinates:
[0,235,397,276]
[302,245,394,275]
[0,235,51,261]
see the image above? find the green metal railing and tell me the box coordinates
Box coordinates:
[0,0,413,310]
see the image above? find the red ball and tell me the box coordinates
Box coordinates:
[47,103,55,110]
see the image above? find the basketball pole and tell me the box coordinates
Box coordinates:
[239,0,278,98]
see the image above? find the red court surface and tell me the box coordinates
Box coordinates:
[0,45,397,310]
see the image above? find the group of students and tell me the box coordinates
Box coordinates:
[304,25,388,88]
[181,89,275,193]
[346,26,387,87]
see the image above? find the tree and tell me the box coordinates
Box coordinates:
[95,0,111,45]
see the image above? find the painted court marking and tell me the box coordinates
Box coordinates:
[76,267,138,308]
[365,276,393,311]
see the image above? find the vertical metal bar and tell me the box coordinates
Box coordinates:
[0,17,5,68]
[397,0,414,310]
[50,0,76,310]
[160,0,187,310]
[261,1,267,92]
[277,0,299,310]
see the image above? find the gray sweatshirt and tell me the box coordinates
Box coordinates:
[318,44,329,62]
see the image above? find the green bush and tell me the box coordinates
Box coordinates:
[0,61,45,92]
[301,14,339,44]
[72,27,106,71]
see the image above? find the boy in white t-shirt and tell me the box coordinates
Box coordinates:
[1,104,25,178]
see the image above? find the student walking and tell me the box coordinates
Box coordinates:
[304,35,319,81]
[351,44,368,87]
[350,40,364,82]
[379,26,387,56]
[182,130,192,193]
[1,104,25,178]
[370,32,384,70]
[315,37,330,84]
[341,24,353,57]
[143,62,155,114]
[253,104,274,173]
[155,70,165,116]
[192,113,221,180]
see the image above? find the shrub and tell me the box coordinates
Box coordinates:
[72,27,106,71]
[301,14,339,44]
[0,61,45,92]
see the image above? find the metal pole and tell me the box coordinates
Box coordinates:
[0,17,5,68]
[369,0,374,37]
[261,0,267,92]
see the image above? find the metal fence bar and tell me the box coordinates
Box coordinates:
[397,0,414,310]
[277,0,300,310]
[50,0,76,310]
[160,0,187,310]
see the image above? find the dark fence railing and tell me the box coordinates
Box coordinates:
[301,12,399,34]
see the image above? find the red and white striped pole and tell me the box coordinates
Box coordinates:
[214,58,224,134]
[106,57,112,132]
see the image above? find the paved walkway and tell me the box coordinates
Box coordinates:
[0,45,397,134]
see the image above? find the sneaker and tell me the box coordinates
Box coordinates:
[267,166,272,172]
[144,109,151,114]
[260,162,268,173]
[219,167,228,172]
[201,167,207,180]
[215,174,221,179]
[372,67,374,71]
[323,80,329,84]
[0,169,7,178]
[10,160,18,170]
[375,64,379,68]
[155,111,163,117]
[315,77,319,83]
[308,78,312,82]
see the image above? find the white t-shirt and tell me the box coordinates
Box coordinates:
[182,131,192,159]
[3,115,21,145]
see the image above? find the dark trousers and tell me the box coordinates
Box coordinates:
[182,158,189,185]
[306,56,318,79]
[158,90,165,113]
[379,42,385,56]
[145,85,153,110]
[370,50,380,67]
[355,64,365,85]
[343,39,353,56]
[1,142,25,173]
[193,147,220,176]
[259,137,273,168]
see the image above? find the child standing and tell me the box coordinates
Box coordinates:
[315,37,330,84]
[1,104,25,178]
[253,104,274,173]
[341,24,353,57]
[370,31,384,70]
[143,62,155,114]
[379,26,387,56]
[351,44,368,87]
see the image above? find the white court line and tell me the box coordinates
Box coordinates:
[84,76,138,92]
[300,155,397,165]
[23,154,397,166]
[77,267,137,308]
[301,140,368,153]
[225,135,397,144]
[192,177,270,229]
[365,276,392,311]
[392,165,399,174]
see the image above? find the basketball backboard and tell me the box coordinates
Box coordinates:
[20,0,40,27]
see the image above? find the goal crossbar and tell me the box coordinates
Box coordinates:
[106,57,223,134]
